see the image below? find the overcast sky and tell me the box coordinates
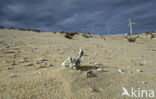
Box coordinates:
[0,0,156,34]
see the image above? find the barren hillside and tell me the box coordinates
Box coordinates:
[0,29,156,99]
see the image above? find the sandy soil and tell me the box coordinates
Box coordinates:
[0,29,156,99]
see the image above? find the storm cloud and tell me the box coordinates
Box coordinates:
[0,0,156,34]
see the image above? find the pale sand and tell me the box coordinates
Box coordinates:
[0,29,156,99]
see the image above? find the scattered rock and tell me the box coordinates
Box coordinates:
[34,61,40,64]
[90,88,97,92]
[136,69,143,72]
[42,62,47,65]
[7,67,14,70]
[48,64,53,66]
[88,62,91,64]
[93,66,98,69]
[27,63,33,66]
[143,61,147,64]
[4,60,9,64]
[40,58,48,61]
[11,63,17,66]
[10,74,17,78]
[139,63,144,66]
[5,50,15,53]
[38,66,46,68]
[97,68,103,72]
[5,45,10,48]
[128,71,133,73]
[95,62,98,65]
[118,69,124,73]
[21,57,28,63]
[142,81,148,84]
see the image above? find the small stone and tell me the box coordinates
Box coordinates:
[21,57,28,63]
[95,62,98,65]
[142,81,148,84]
[93,66,98,69]
[42,62,47,65]
[139,63,144,66]
[10,74,17,78]
[97,68,103,72]
[88,62,91,64]
[90,88,97,92]
[118,69,124,73]
[27,63,33,66]
[7,67,13,70]
[136,69,143,72]
[143,61,146,64]
[40,58,48,61]
[39,66,46,68]
[12,63,16,66]
[48,64,53,66]
[34,61,40,64]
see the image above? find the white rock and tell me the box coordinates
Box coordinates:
[143,61,146,63]
[88,62,91,64]
[90,88,97,92]
[48,64,53,66]
[136,69,143,72]
[40,58,48,61]
[118,69,124,73]
[10,74,17,78]
[95,62,98,65]
[142,81,147,84]
[97,68,103,72]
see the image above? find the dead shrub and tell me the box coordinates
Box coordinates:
[82,33,93,38]
[8,27,15,29]
[33,29,41,32]
[64,32,76,39]
[18,27,25,31]
[60,31,66,34]
[127,36,138,42]
[27,29,32,31]
[0,25,5,29]
[150,33,155,39]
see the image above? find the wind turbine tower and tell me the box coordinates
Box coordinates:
[128,18,135,35]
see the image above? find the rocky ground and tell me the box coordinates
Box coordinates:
[0,29,156,99]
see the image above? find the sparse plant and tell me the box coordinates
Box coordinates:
[0,25,5,29]
[60,31,66,33]
[18,27,25,31]
[150,33,155,39]
[27,29,32,31]
[127,37,137,42]
[82,33,93,38]
[64,32,76,39]
[82,33,89,38]
[33,29,41,32]
[8,27,15,30]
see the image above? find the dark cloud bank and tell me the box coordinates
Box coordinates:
[0,0,156,34]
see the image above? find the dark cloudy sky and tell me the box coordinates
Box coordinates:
[0,0,156,34]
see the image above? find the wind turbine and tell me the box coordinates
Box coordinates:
[128,18,136,35]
